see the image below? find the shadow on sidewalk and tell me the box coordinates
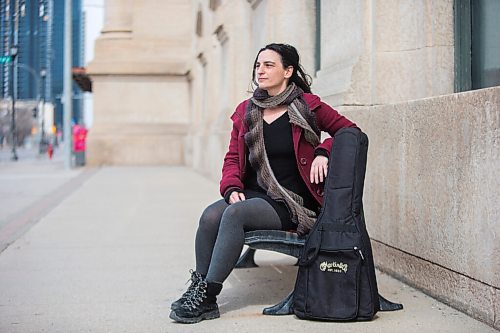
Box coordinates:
[219,264,297,316]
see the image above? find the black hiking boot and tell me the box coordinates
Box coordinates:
[170,270,204,311]
[169,280,223,324]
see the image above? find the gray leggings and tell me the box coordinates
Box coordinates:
[195,198,282,283]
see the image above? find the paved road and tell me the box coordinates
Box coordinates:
[0,156,496,332]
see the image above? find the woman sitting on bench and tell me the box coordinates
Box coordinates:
[170,43,358,324]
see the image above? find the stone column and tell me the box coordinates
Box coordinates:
[101,0,133,38]
[314,0,454,107]
[313,0,370,106]
[86,1,192,165]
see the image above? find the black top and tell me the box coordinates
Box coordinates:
[243,112,317,230]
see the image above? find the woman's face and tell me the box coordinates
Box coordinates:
[255,49,293,96]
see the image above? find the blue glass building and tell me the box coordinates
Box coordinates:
[52,0,84,128]
[0,0,84,128]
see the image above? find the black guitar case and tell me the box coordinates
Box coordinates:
[293,127,379,321]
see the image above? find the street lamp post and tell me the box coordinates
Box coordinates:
[10,45,18,161]
[39,68,47,153]
[63,0,72,169]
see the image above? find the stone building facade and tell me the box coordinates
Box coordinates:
[87,0,499,329]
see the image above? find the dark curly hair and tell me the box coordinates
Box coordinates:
[252,43,312,93]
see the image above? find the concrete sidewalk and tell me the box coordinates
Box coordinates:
[0,146,86,252]
[0,166,496,332]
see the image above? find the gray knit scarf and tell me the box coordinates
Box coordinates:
[245,83,320,235]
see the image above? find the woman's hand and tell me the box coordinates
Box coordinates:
[229,191,246,204]
[310,155,328,184]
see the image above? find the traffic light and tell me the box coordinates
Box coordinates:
[0,56,12,64]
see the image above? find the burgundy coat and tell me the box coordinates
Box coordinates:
[219,93,357,206]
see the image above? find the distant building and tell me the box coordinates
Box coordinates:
[51,0,84,128]
[0,0,84,129]
[1,1,52,102]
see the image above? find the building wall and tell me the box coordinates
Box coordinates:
[315,0,454,106]
[341,86,499,328]
[186,0,316,180]
[88,0,499,328]
[317,1,497,327]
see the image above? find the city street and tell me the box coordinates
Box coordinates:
[0,147,496,332]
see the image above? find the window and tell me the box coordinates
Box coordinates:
[455,0,500,91]
[315,0,321,73]
[471,0,500,89]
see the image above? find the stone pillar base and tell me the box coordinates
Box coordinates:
[86,123,187,166]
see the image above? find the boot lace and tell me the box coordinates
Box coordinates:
[180,270,202,299]
[181,280,208,311]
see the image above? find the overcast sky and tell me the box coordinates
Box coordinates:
[82,0,104,127]
[83,0,104,65]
